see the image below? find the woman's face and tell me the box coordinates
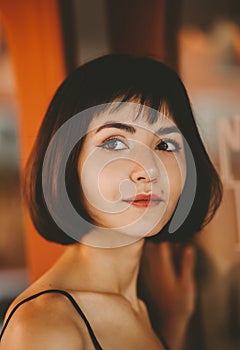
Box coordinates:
[78,102,186,246]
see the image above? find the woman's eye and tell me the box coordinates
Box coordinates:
[156,139,181,152]
[98,138,128,151]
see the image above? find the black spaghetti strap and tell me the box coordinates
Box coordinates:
[158,334,170,350]
[0,289,103,350]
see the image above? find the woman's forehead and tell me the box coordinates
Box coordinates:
[86,102,176,133]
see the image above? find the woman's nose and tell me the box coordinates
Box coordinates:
[130,149,160,183]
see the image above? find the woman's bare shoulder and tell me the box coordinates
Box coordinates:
[1,290,85,350]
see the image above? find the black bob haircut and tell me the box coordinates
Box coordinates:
[23,54,222,245]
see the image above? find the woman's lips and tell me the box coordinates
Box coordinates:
[123,194,163,208]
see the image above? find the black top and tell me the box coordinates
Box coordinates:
[0,289,170,350]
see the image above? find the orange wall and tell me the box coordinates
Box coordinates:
[0,0,66,281]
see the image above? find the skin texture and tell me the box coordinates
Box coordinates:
[78,103,186,247]
[1,103,195,350]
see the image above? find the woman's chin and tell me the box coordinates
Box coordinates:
[79,227,143,248]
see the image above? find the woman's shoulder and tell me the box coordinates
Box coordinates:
[1,288,86,350]
[3,285,71,322]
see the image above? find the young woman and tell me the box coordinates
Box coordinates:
[0,55,222,350]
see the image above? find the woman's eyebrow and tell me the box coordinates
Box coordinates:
[156,126,180,136]
[95,122,180,136]
[95,122,136,134]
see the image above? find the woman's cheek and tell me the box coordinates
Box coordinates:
[98,166,122,202]
[81,162,126,214]
[163,160,185,217]
[98,159,135,202]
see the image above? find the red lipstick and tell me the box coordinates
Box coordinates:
[123,194,163,208]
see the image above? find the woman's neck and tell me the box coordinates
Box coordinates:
[59,237,145,306]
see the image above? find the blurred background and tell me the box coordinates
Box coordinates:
[0,1,239,348]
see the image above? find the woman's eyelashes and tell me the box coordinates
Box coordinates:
[97,137,128,151]
[97,136,181,153]
[156,138,181,152]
